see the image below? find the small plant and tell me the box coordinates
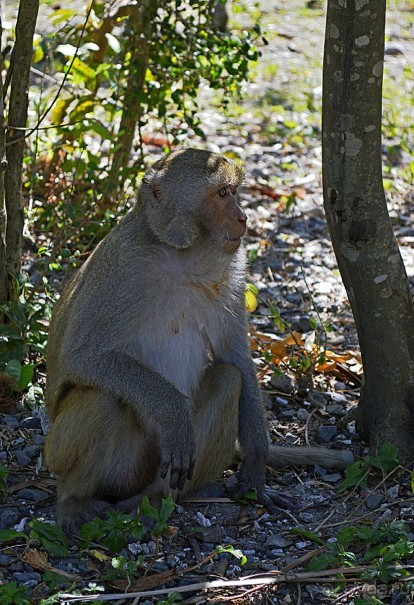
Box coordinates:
[102,554,145,585]
[339,443,400,493]
[29,519,70,556]
[141,495,175,537]
[0,582,29,605]
[80,510,145,554]
[306,520,413,585]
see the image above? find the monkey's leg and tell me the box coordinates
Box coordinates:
[117,363,242,513]
[45,387,159,533]
[182,363,241,494]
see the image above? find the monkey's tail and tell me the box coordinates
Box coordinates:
[267,445,354,470]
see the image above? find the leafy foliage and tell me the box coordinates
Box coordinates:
[141,495,175,537]
[0,582,30,605]
[306,520,414,584]
[29,519,70,557]
[80,510,145,554]
[339,443,400,493]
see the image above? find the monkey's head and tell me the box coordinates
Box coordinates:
[140,149,247,253]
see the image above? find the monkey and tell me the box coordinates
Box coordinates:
[45,149,352,533]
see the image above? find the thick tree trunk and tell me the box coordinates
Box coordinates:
[0,13,7,303]
[322,0,414,461]
[5,0,39,298]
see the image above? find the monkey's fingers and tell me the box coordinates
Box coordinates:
[160,445,195,491]
[259,486,296,512]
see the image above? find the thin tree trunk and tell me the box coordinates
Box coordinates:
[5,0,39,299]
[322,0,414,460]
[107,0,156,199]
[0,11,7,303]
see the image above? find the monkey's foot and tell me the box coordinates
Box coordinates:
[58,498,112,535]
[258,486,296,512]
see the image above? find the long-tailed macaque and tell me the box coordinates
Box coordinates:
[45,149,352,532]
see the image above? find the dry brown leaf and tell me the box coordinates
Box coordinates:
[112,568,178,592]
[293,186,307,200]
[21,548,80,580]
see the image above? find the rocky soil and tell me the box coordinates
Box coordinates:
[1,1,414,604]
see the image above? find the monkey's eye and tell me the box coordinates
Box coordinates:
[218,187,229,197]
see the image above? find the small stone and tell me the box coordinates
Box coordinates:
[318,425,337,443]
[1,415,19,428]
[297,408,310,421]
[151,561,170,572]
[330,392,347,404]
[311,392,330,406]
[366,493,385,510]
[295,541,310,549]
[17,488,49,503]
[20,416,42,430]
[322,473,342,483]
[13,571,41,587]
[326,404,346,416]
[265,533,291,548]
[32,434,46,446]
[268,547,285,558]
[22,445,40,459]
[0,509,19,529]
[0,452,7,462]
[270,373,296,394]
[298,512,313,523]
[14,451,31,467]
[0,553,15,564]
[196,512,211,527]
[198,525,223,544]
[387,485,399,499]
[347,421,356,434]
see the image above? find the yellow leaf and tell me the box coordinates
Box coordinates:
[245,289,258,313]
[89,549,111,562]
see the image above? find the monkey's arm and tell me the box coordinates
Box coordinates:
[62,350,195,490]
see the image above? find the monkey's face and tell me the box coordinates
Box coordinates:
[141,149,247,253]
[203,182,247,253]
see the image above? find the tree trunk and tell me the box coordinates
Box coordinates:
[0,12,7,303]
[106,0,156,199]
[322,0,414,461]
[5,0,39,299]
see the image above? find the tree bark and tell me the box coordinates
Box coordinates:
[322,0,414,461]
[5,0,39,298]
[0,12,7,303]
[107,0,156,199]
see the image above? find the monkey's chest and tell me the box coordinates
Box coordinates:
[127,294,233,398]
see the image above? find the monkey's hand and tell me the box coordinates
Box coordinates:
[159,413,196,491]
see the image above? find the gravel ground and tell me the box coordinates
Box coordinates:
[1,1,414,604]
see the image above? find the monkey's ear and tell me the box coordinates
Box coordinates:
[142,180,201,249]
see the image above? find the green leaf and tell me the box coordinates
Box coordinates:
[4,360,22,384]
[29,520,69,556]
[305,553,337,572]
[216,545,247,565]
[18,363,35,390]
[288,528,325,545]
[0,529,28,543]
